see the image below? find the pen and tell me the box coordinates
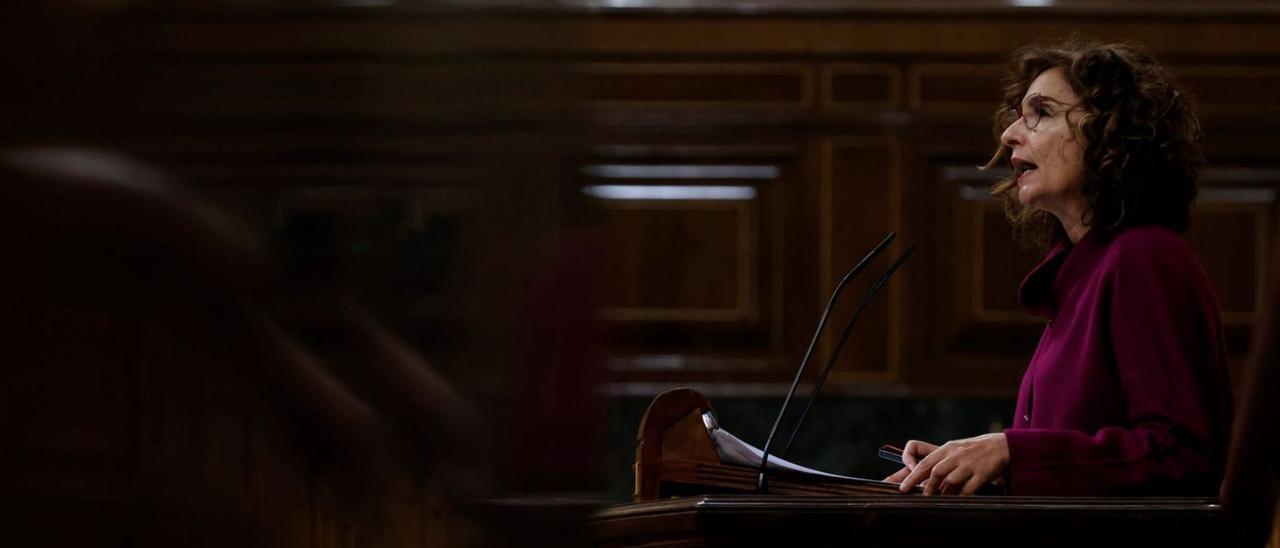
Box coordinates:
[878,444,905,466]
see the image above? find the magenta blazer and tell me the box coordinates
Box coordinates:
[1004,226,1234,496]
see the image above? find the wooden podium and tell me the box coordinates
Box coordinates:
[594,494,1223,547]
[594,383,1273,547]
[631,388,899,500]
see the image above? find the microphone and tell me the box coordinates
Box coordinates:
[779,244,915,460]
[755,232,896,494]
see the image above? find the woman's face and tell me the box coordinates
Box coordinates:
[1001,67,1087,222]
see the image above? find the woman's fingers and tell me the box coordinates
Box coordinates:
[898,460,928,492]
[901,441,921,468]
[901,439,938,468]
[942,465,975,495]
[896,435,1008,495]
[898,443,948,493]
[960,474,988,496]
[883,466,911,483]
[922,455,960,495]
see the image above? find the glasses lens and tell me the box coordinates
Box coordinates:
[1024,95,1044,130]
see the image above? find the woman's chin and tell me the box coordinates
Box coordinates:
[1016,187,1036,208]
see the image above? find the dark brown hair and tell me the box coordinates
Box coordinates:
[985,40,1203,249]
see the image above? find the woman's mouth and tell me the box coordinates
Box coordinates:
[1015,162,1038,183]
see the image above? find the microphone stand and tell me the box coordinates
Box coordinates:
[779,244,915,460]
[755,232,895,494]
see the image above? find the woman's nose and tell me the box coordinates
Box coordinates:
[1001,119,1024,149]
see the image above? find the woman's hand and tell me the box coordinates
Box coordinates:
[882,440,939,483]
[897,433,1009,496]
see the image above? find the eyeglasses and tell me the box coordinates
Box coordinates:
[1003,93,1072,131]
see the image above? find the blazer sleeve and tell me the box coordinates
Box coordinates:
[1003,239,1231,496]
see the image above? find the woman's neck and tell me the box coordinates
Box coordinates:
[1062,220,1090,244]
[1054,203,1091,244]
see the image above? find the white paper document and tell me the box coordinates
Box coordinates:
[701,411,868,482]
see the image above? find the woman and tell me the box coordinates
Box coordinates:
[887,40,1234,496]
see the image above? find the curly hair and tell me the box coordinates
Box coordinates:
[985,40,1203,249]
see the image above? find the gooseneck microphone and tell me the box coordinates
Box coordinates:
[755,232,896,494]
[779,243,915,460]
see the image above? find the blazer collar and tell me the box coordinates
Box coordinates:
[1017,228,1107,319]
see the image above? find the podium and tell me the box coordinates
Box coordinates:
[630,388,899,500]
[594,494,1223,547]
[594,380,1275,547]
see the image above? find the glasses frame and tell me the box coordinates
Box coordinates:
[1005,93,1075,131]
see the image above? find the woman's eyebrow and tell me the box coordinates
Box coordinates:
[1024,94,1068,107]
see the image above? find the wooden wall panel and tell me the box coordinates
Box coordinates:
[574,154,794,377]
[1183,183,1277,369]
[822,137,900,380]
[562,54,1280,396]
[583,63,812,108]
[113,3,1280,400]
[822,63,902,110]
[601,202,754,322]
[909,63,1004,111]
[1178,66,1280,116]
[121,15,1280,59]
[1185,205,1270,324]
[976,204,1044,322]
[136,62,565,123]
